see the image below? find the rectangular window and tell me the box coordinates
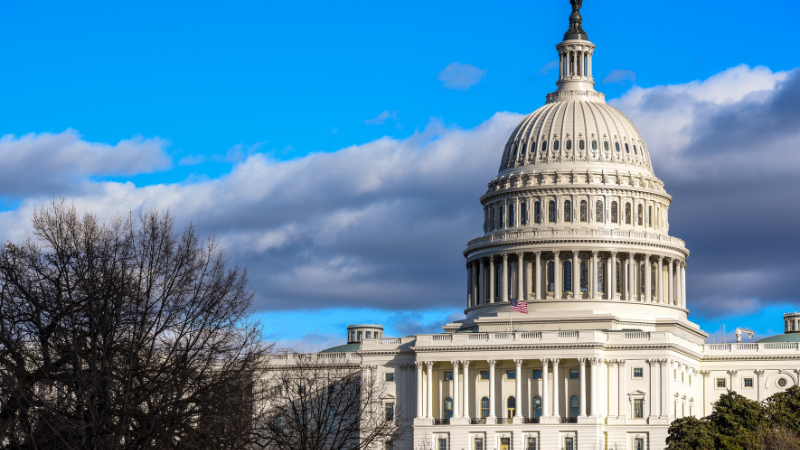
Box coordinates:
[474,438,483,450]
[681,373,685,383]
[716,378,726,388]
[444,371,453,381]
[633,368,643,378]
[366,331,372,338]
[275,386,282,395]
[480,370,490,381]
[385,402,394,421]
[689,375,692,386]
[506,370,516,380]
[386,441,393,450]
[385,373,394,382]
[358,331,363,340]
[438,438,447,450]
[674,369,677,380]
[533,370,542,379]
[526,437,537,450]
[569,369,579,379]
[744,378,754,388]
[634,438,644,450]
[634,399,644,418]
[564,437,574,450]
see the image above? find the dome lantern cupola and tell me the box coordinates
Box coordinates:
[553,0,597,97]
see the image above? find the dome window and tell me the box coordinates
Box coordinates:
[566,140,572,151]
[625,143,630,153]
[521,202,528,225]
[520,144,526,158]
[548,201,556,223]
[580,200,587,222]
[564,200,572,222]
[625,203,632,225]
[547,261,555,293]
[648,206,653,227]
[611,201,618,223]
[509,204,516,227]
[580,260,588,292]
[553,140,560,151]
[615,142,620,152]
[604,141,609,151]
[592,140,597,150]
[597,263,605,293]
[532,141,537,153]
[579,139,585,150]
[542,141,548,152]
[595,200,603,223]
[633,145,638,155]
[563,260,572,292]
[637,204,643,226]
[499,205,505,228]
[534,201,542,224]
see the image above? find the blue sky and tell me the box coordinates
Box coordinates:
[1,0,799,350]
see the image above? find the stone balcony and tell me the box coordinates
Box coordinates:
[465,228,686,252]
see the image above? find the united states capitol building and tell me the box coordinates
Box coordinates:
[310,2,800,449]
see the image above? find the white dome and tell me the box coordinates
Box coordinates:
[499,99,654,175]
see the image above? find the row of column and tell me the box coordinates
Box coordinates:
[559,49,593,80]
[467,251,687,307]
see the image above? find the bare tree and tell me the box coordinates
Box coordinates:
[0,200,272,449]
[262,354,401,450]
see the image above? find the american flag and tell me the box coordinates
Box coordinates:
[510,298,528,314]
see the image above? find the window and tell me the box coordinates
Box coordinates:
[570,369,579,379]
[542,141,547,152]
[625,203,632,225]
[533,369,542,379]
[385,402,394,421]
[674,370,677,380]
[275,386,282,395]
[625,143,630,153]
[604,141,609,151]
[716,378,726,388]
[577,200,586,222]
[634,437,644,450]
[527,437,537,450]
[564,437,574,450]
[386,441,394,450]
[570,395,579,418]
[438,438,447,450]
[533,396,543,418]
[579,139,585,150]
[509,204,516,227]
[597,263,605,292]
[499,205,505,228]
[681,373,684,383]
[648,205,653,227]
[547,261,555,292]
[548,200,556,223]
[689,375,692,386]
[580,261,588,292]
[507,396,516,418]
[564,200,572,222]
[778,378,788,388]
[480,397,490,418]
[521,202,528,225]
[563,260,572,292]
[611,201,618,223]
[385,373,394,382]
[275,415,282,427]
[615,261,621,294]
[358,331,363,340]
[553,140,560,150]
[444,397,453,419]
[592,140,597,150]
[480,371,490,381]
[474,438,484,450]
[633,145,638,155]
[444,371,453,381]
[366,331,372,339]
[615,142,620,152]
[566,139,572,150]
[633,368,644,378]
[506,370,516,380]
[634,399,644,418]
[744,377,754,388]
[596,200,603,223]
[637,204,643,226]
[534,201,541,224]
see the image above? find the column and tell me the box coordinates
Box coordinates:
[489,257,496,303]
[754,370,764,401]
[597,358,605,418]
[552,359,561,418]
[657,257,663,303]
[591,251,599,300]
[609,361,618,417]
[426,362,434,419]
[589,358,598,417]
[578,358,587,417]
[572,251,580,299]
[450,361,460,419]
[661,360,670,418]
[517,253,524,300]
[479,258,486,305]
[554,251,562,299]
[488,360,497,419]
[559,52,564,79]
[609,252,617,300]
[588,51,593,79]
[618,360,626,418]
[681,263,687,308]
[525,257,533,300]
[541,359,550,417]
[501,254,509,303]
[628,254,635,301]
[647,360,656,419]
[514,359,523,418]
[414,361,424,419]
[644,254,652,302]
[467,262,473,307]
[462,361,471,419]
[667,258,674,305]
[535,252,542,300]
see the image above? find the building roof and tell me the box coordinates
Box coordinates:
[320,343,361,353]
[755,333,800,343]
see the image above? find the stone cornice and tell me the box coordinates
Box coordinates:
[465,233,688,258]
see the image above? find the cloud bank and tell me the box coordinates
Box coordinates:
[438,62,487,90]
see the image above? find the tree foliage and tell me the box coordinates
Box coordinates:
[0,201,272,449]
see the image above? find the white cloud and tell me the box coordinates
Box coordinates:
[438,62,487,90]
[364,110,398,125]
[603,69,636,85]
[538,59,558,76]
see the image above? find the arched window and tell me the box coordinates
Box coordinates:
[548,201,556,223]
[507,397,516,419]
[521,202,528,225]
[489,208,495,231]
[563,260,572,292]
[625,143,630,153]
[640,263,646,296]
[637,204,643,226]
[611,201,618,223]
[445,397,454,419]
[651,263,657,296]
[553,140,560,150]
[595,200,603,223]
[615,142,620,152]
[615,261,621,294]
[534,201,541,224]
[484,208,488,233]
[604,141,609,151]
[533,396,543,418]
[566,140,572,151]
[542,141,548,152]
[633,145,638,155]
[592,140,597,150]
[547,261,555,292]
[531,141,536,153]
[570,396,579,418]
[521,143,526,158]
[580,260,588,292]
[499,205,505,228]
[509,204,516,227]
[579,139,585,150]
[625,203,632,225]
[597,262,605,293]
[580,200,587,222]
[564,200,572,222]
[480,397,490,419]
[648,206,653,227]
